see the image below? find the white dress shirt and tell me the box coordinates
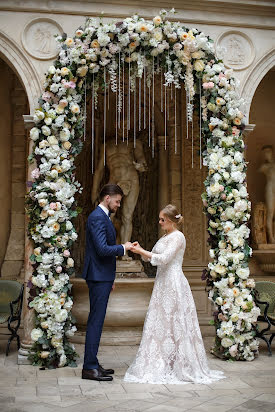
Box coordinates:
[98,204,126,255]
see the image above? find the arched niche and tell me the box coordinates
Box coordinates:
[246,67,275,209]
[241,48,275,122]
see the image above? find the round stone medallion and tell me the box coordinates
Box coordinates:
[22,18,63,60]
[216,31,255,71]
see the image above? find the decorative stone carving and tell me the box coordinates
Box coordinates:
[21,18,63,60]
[252,202,267,248]
[216,31,255,71]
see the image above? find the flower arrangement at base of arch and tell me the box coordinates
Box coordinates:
[26,9,260,368]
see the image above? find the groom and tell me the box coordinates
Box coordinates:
[82,183,132,381]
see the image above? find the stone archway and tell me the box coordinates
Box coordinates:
[0,30,42,114]
[241,48,275,122]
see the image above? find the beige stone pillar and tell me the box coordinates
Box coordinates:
[158,136,169,237]
[18,115,35,365]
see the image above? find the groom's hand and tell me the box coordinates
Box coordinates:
[124,241,133,251]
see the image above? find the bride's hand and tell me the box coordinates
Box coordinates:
[130,241,142,254]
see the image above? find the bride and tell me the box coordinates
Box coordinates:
[124,204,225,385]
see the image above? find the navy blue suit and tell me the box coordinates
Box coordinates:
[82,206,124,370]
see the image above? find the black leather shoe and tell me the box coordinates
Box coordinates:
[82,368,113,381]
[99,364,115,375]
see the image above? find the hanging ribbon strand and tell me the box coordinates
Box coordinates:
[174,85,177,154]
[104,66,106,166]
[199,78,202,169]
[118,51,121,128]
[134,76,136,148]
[91,73,95,174]
[152,57,155,157]
[143,59,146,130]
[164,83,167,150]
[83,78,87,142]
[127,55,130,143]
[122,60,125,142]
[139,76,141,132]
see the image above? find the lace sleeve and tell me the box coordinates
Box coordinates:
[150,233,185,266]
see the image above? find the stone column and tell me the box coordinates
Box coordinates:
[158,136,169,237]
[18,115,35,365]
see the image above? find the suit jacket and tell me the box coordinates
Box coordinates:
[82,206,124,281]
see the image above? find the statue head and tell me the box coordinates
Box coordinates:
[262,145,273,162]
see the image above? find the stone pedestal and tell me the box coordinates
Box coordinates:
[116,259,147,278]
[71,277,154,345]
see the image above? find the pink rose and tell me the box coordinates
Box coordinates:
[221,193,226,200]
[50,202,57,210]
[42,91,54,102]
[59,99,68,108]
[219,185,224,192]
[56,266,62,273]
[31,168,40,179]
[68,81,76,89]
[63,250,70,257]
[219,72,226,79]
[202,82,214,89]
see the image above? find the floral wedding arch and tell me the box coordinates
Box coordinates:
[26,9,260,368]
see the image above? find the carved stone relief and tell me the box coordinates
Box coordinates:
[216,31,255,71]
[21,18,63,60]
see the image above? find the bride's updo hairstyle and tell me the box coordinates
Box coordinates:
[161,204,183,227]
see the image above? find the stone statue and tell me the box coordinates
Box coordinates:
[91,129,148,259]
[259,145,275,243]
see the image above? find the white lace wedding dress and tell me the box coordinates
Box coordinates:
[124,230,225,385]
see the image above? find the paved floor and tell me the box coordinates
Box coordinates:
[1,338,275,412]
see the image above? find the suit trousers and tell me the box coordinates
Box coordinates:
[83,280,113,370]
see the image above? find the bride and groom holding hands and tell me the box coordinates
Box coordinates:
[82,183,224,384]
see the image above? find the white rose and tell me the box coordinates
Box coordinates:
[48,66,56,74]
[50,169,58,179]
[225,207,235,220]
[38,198,48,207]
[67,257,74,267]
[42,125,51,136]
[60,128,70,142]
[66,221,73,231]
[55,309,68,323]
[236,267,249,280]
[209,249,215,258]
[44,117,52,126]
[30,127,40,141]
[58,354,67,367]
[31,328,44,342]
[231,313,239,322]
[35,110,45,121]
[215,297,223,305]
[70,104,80,114]
[47,135,58,145]
[221,337,233,348]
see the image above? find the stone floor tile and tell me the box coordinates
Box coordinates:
[165,383,212,392]
[98,382,126,393]
[241,377,275,388]
[254,394,275,404]
[59,384,81,396]
[58,376,86,385]
[239,399,275,411]
[106,392,155,401]
[102,399,159,411]
[145,404,185,412]
[37,385,60,396]
[80,386,108,397]
[122,383,170,393]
